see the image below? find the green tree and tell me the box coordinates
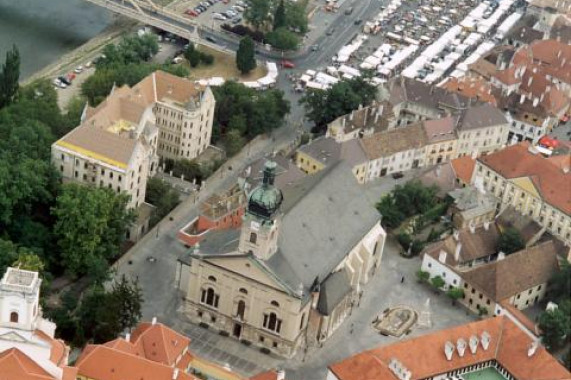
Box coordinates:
[300,76,377,130]
[539,300,571,349]
[548,261,571,304]
[12,252,45,273]
[60,96,87,137]
[285,0,309,33]
[236,37,257,75]
[266,28,299,50]
[110,275,143,332]
[173,159,203,181]
[145,178,180,225]
[244,0,272,30]
[497,227,525,254]
[446,287,465,305]
[52,184,135,281]
[0,45,20,109]
[273,0,287,30]
[212,81,289,141]
[224,129,247,156]
[0,239,22,276]
[99,34,159,68]
[430,275,445,291]
[416,270,430,283]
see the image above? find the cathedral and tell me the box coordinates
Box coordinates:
[176,160,386,357]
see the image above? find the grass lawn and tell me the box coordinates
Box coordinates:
[462,367,507,380]
[185,45,267,81]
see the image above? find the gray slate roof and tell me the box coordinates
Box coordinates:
[458,103,508,130]
[184,161,381,299]
[317,270,352,316]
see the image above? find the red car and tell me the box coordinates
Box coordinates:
[281,60,295,69]
[185,9,198,16]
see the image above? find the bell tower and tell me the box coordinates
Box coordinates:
[0,268,41,332]
[239,161,283,260]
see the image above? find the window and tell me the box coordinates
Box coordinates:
[109,172,113,179]
[236,300,246,319]
[270,300,280,308]
[263,312,282,333]
[200,288,220,308]
[239,288,248,294]
[208,275,217,282]
[249,232,257,244]
[9,312,18,323]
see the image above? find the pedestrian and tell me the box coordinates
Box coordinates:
[401,275,405,283]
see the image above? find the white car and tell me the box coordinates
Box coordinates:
[232,5,244,12]
[212,13,227,20]
[74,65,84,74]
[226,9,237,17]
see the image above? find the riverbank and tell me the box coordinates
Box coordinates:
[23,17,138,86]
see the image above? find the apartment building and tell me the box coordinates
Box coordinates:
[454,103,509,157]
[52,88,158,211]
[136,71,215,160]
[325,101,396,142]
[423,116,458,165]
[328,316,571,380]
[473,142,571,243]
[360,123,427,180]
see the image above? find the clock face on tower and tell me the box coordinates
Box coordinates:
[251,221,260,231]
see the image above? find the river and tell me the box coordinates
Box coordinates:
[0,0,111,79]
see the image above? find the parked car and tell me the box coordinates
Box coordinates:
[354,19,362,25]
[326,28,335,35]
[232,5,244,11]
[205,36,218,43]
[226,9,237,17]
[281,60,295,68]
[232,17,242,24]
[311,44,319,51]
[58,76,71,86]
[74,65,84,74]
[391,172,404,179]
[212,13,227,20]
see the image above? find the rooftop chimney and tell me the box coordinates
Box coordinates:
[457,338,467,357]
[439,250,448,263]
[453,229,460,241]
[528,340,539,357]
[350,111,354,121]
[152,317,157,325]
[483,221,490,230]
[454,243,462,262]
[276,369,286,380]
[481,331,491,350]
[125,333,131,343]
[444,341,455,361]
[497,251,506,260]
[469,222,475,234]
[469,335,479,354]
[172,368,179,380]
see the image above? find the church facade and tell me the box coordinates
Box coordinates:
[176,161,386,357]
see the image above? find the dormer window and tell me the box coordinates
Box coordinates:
[249,233,257,244]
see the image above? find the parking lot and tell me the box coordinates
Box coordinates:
[172,0,246,29]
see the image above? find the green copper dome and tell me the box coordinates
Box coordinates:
[247,161,283,220]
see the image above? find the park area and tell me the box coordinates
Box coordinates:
[376,180,452,257]
[186,45,267,81]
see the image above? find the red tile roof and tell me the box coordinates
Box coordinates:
[329,317,571,380]
[478,142,571,214]
[130,322,190,366]
[451,156,476,184]
[0,348,55,380]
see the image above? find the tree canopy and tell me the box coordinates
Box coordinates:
[539,300,571,349]
[52,184,135,282]
[497,227,525,254]
[273,0,287,30]
[98,34,159,68]
[300,75,377,131]
[145,178,180,226]
[212,81,290,143]
[236,37,257,74]
[0,45,20,109]
[266,28,299,51]
[244,0,272,30]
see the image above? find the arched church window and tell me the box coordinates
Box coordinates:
[263,312,282,333]
[10,312,18,323]
[270,300,280,308]
[208,275,217,282]
[239,288,248,294]
[200,287,220,308]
